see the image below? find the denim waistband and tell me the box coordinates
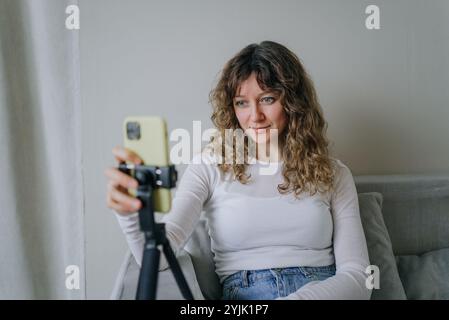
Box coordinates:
[223,264,336,287]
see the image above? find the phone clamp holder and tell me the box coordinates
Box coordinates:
[118,163,194,300]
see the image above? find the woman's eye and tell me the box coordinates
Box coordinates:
[235,100,246,107]
[261,97,275,104]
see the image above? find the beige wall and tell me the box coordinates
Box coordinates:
[80,0,449,298]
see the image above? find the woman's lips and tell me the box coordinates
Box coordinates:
[252,125,271,133]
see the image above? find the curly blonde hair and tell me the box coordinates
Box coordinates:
[209,41,336,197]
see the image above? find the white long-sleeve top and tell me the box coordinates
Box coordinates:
[115,151,372,300]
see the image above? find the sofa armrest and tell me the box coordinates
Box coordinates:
[111,249,205,300]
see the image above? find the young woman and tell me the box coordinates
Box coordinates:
[105,41,372,300]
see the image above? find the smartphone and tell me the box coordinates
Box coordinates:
[123,116,172,213]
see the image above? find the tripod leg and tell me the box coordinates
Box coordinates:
[162,243,194,300]
[136,242,160,300]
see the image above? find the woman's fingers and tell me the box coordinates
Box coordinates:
[107,197,138,215]
[112,146,143,164]
[104,167,138,189]
[106,146,143,215]
[107,182,141,212]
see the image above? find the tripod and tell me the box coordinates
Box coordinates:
[119,163,194,300]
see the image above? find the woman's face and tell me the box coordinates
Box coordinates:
[233,72,288,146]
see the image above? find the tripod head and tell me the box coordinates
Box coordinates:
[118,163,178,234]
[118,163,177,189]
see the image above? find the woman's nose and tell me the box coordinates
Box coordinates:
[249,104,265,122]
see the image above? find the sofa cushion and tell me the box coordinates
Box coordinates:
[358,192,407,299]
[396,247,449,299]
[355,175,449,256]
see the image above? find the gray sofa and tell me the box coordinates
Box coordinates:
[111,174,449,300]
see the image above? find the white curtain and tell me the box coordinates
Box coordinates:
[0,0,84,299]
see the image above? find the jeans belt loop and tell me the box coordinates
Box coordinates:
[242,270,249,287]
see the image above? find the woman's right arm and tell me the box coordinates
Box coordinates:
[105,146,215,268]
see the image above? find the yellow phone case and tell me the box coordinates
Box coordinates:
[123,116,172,213]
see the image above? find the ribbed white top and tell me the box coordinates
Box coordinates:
[115,151,372,300]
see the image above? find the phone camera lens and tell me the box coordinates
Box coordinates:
[127,122,141,140]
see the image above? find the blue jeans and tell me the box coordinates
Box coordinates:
[221,264,336,300]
